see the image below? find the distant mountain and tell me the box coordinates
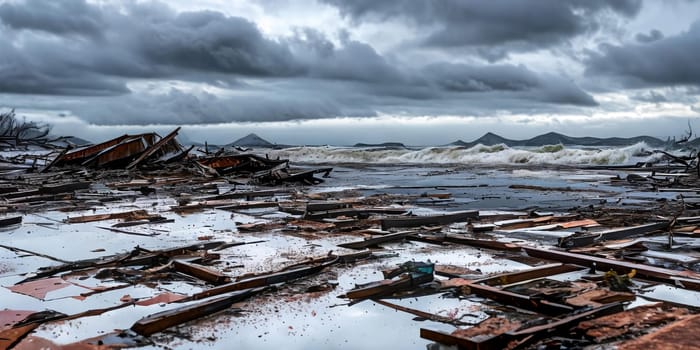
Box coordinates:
[353,142,406,148]
[450,132,666,148]
[226,133,273,147]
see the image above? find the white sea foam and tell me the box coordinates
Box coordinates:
[266,142,667,165]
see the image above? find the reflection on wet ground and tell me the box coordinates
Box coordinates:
[3,165,700,349]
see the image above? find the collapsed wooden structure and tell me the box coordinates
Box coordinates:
[5,132,700,348]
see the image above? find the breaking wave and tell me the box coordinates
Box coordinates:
[267,142,666,165]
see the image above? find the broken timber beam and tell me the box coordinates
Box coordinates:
[126,127,181,169]
[474,263,583,286]
[381,210,478,230]
[131,288,259,336]
[173,260,230,285]
[523,246,700,291]
[189,257,338,300]
[420,302,623,350]
[461,283,575,315]
[337,231,412,249]
[305,207,407,220]
[443,235,521,251]
[558,221,670,248]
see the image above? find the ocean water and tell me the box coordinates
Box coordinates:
[266,142,670,166]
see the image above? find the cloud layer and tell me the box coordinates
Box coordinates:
[0,0,697,143]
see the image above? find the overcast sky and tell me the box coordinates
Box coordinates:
[1,0,699,145]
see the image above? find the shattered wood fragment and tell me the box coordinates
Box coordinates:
[509,184,613,194]
[0,310,35,330]
[173,260,230,285]
[617,314,700,350]
[443,235,521,251]
[58,134,131,164]
[98,226,158,237]
[333,249,372,263]
[18,241,224,283]
[422,302,624,350]
[214,201,281,211]
[131,289,259,336]
[38,148,68,173]
[0,323,38,350]
[559,221,670,248]
[381,210,478,230]
[126,127,181,169]
[577,303,688,342]
[212,189,278,201]
[557,219,600,229]
[9,277,73,299]
[190,257,338,300]
[460,282,575,315]
[2,189,39,199]
[306,200,353,212]
[0,215,21,227]
[337,231,412,249]
[474,263,583,286]
[288,219,336,231]
[451,317,522,341]
[136,292,187,306]
[565,289,636,307]
[523,246,700,291]
[82,135,154,168]
[304,207,406,220]
[406,233,447,245]
[435,264,482,278]
[66,210,153,224]
[346,272,434,300]
[38,182,90,194]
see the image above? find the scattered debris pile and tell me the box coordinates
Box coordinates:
[4,130,700,348]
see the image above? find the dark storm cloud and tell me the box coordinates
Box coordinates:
[0,37,129,95]
[632,91,668,103]
[586,21,700,87]
[322,0,642,57]
[129,10,303,77]
[0,0,599,125]
[635,29,664,43]
[422,63,597,106]
[0,0,103,37]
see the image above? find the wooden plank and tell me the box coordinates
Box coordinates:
[66,210,151,224]
[462,283,574,315]
[39,182,90,194]
[381,210,478,230]
[559,221,670,248]
[126,127,181,169]
[305,207,407,220]
[214,201,281,211]
[474,263,583,286]
[337,231,412,249]
[443,235,521,251]
[523,246,700,291]
[60,134,130,163]
[0,323,39,349]
[39,148,68,173]
[0,215,22,227]
[173,260,230,285]
[131,289,258,336]
[346,272,433,300]
[189,258,337,300]
[420,302,623,350]
[211,190,278,201]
